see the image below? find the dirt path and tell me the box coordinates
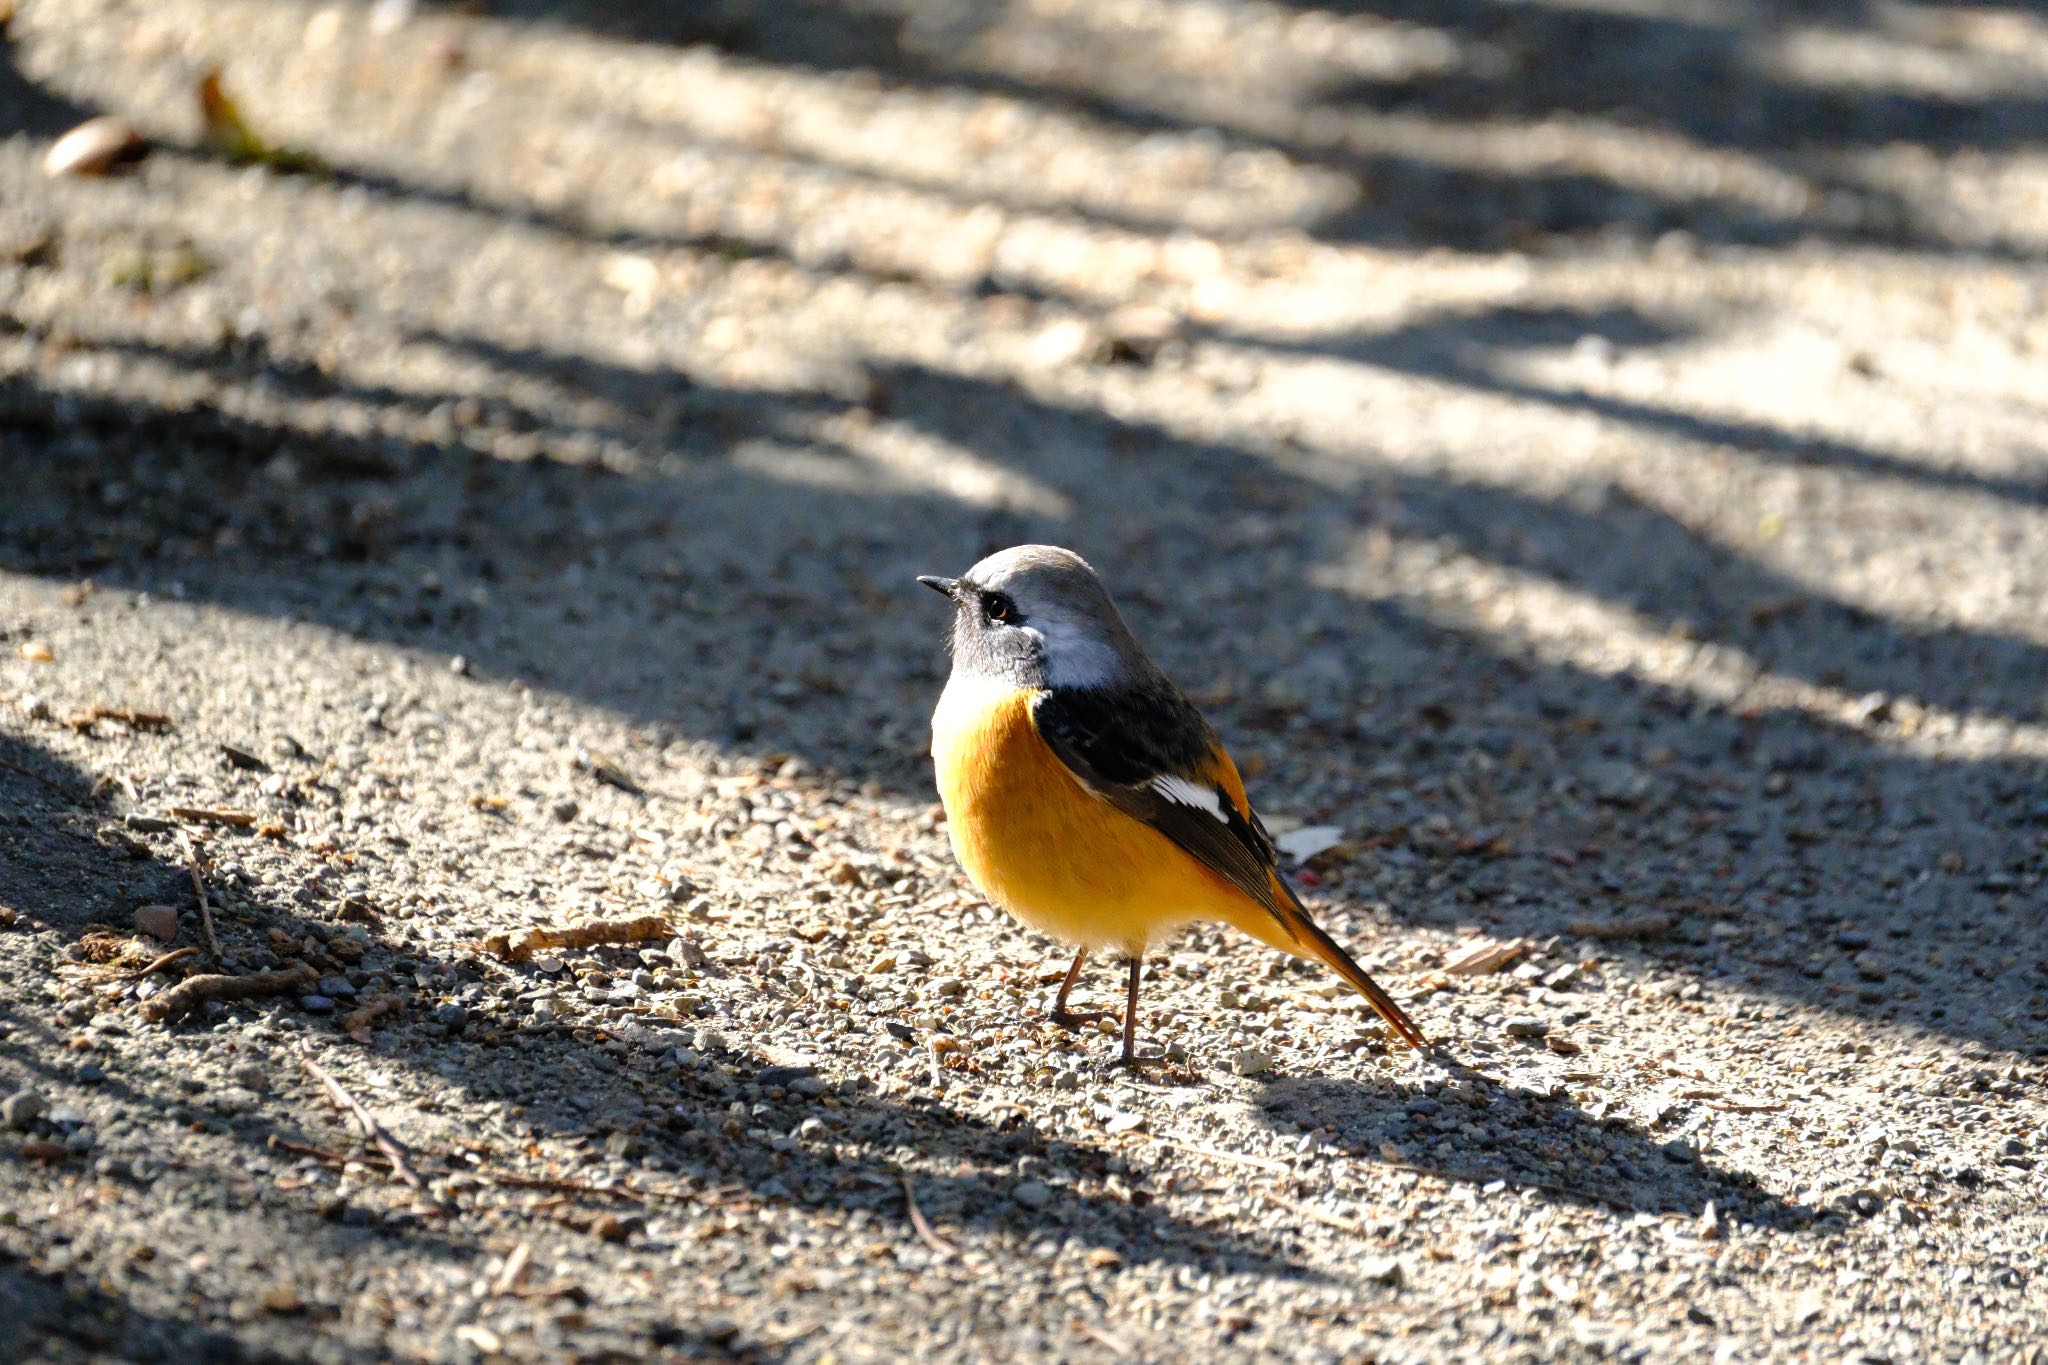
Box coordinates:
[3,1,2045,1360]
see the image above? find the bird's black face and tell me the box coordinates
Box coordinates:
[918,573,1046,687]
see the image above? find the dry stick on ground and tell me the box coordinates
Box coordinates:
[113,945,199,981]
[1150,1135,1293,1176]
[1073,1322,1133,1359]
[1253,1186,1368,1235]
[143,964,316,1022]
[171,806,257,827]
[1567,913,1676,941]
[184,838,222,958]
[481,915,674,962]
[300,1058,426,1192]
[267,1134,736,1209]
[491,1243,533,1297]
[64,704,173,733]
[339,994,403,1033]
[900,1173,957,1258]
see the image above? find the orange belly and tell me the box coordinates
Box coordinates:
[930,677,1260,954]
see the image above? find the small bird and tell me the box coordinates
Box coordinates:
[919,545,1427,1067]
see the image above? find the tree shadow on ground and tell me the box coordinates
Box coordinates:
[1200,302,2048,510]
[0,728,1321,1356]
[1257,1063,1810,1226]
[0,16,91,141]
[3,315,2045,1063]
[423,0,2048,257]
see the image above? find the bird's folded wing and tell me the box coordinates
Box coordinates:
[1029,685,1293,930]
[1031,684,1432,1049]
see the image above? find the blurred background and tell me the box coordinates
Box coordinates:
[2,0,2045,1027]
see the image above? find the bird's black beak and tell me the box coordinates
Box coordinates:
[917,575,960,600]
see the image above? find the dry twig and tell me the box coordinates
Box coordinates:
[114,945,199,981]
[491,1242,533,1297]
[481,915,674,962]
[64,705,173,733]
[172,806,257,827]
[1150,1135,1293,1176]
[1567,914,1676,941]
[1443,938,1529,976]
[340,994,404,1034]
[900,1173,956,1258]
[1072,1321,1132,1358]
[184,840,221,958]
[300,1058,426,1191]
[142,964,315,1022]
[1253,1185,1367,1234]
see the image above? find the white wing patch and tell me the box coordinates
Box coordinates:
[1153,774,1229,822]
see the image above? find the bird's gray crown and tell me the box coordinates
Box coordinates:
[942,544,1150,690]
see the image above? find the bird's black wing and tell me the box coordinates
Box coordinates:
[1029,684,1288,924]
[1032,682,1431,1049]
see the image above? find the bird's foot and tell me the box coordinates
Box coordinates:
[1047,1008,1118,1033]
[1097,1049,1163,1075]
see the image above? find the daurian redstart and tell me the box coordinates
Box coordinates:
[921,545,1427,1068]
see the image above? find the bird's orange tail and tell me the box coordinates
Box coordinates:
[1259,877,1430,1049]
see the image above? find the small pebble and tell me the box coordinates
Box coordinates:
[431,1003,467,1029]
[1011,1180,1053,1210]
[1503,1016,1549,1039]
[132,904,180,942]
[3,1089,48,1130]
[1229,1048,1271,1077]
[299,995,336,1013]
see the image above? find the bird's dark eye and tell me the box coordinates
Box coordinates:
[982,592,1018,624]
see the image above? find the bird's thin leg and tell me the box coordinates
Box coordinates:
[1047,947,1115,1031]
[1114,955,1143,1068]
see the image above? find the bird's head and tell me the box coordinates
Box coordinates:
[919,544,1143,690]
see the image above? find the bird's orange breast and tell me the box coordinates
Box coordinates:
[930,676,1255,953]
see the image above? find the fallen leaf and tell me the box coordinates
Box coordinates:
[1273,824,1345,863]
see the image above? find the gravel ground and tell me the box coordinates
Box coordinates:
[3,0,2046,1360]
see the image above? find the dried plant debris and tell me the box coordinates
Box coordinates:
[481,916,676,962]
[141,965,318,1023]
